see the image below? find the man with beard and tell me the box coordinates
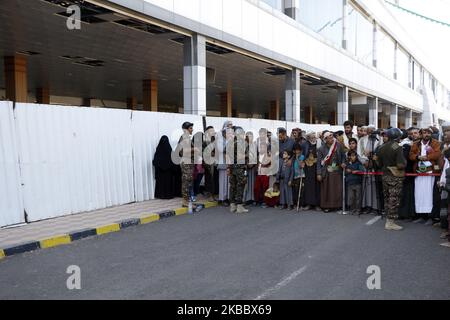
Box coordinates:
[374,128,406,230]
[301,131,320,210]
[357,125,382,214]
[338,120,358,152]
[317,131,346,212]
[398,127,420,220]
[409,127,442,225]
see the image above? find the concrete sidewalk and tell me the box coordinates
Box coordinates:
[0,197,217,260]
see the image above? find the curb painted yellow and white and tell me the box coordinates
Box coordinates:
[0,201,218,261]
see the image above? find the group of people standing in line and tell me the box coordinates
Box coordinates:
[152,119,450,248]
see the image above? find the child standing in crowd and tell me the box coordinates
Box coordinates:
[264,182,280,208]
[345,150,365,214]
[255,141,272,208]
[292,143,306,210]
[277,150,294,210]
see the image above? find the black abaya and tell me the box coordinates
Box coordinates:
[153,136,177,199]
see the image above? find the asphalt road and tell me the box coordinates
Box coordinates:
[0,206,449,300]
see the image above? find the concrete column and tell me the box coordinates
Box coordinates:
[127,97,137,110]
[337,86,349,125]
[183,34,206,116]
[405,109,413,129]
[390,104,398,128]
[368,97,378,126]
[342,0,348,50]
[36,87,50,104]
[284,0,300,22]
[285,69,300,122]
[4,55,28,102]
[143,79,158,111]
[269,100,280,120]
[372,21,378,68]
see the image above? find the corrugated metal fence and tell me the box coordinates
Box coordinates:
[0,102,335,227]
[0,102,24,227]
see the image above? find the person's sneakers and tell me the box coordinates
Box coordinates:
[287,206,294,211]
[223,200,230,207]
[301,205,311,211]
[439,242,450,248]
[279,206,285,210]
[440,231,449,240]
[385,219,403,231]
[323,209,330,213]
[230,203,237,213]
[260,203,268,209]
[236,204,249,214]
[432,222,441,228]
[424,219,433,226]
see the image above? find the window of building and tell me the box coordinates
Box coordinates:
[412,60,422,92]
[377,27,395,78]
[347,3,373,66]
[260,0,283,11]
[396,46,409,87]
[298,0,343,46]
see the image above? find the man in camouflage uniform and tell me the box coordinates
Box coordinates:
[228,127,249,214]
[374,128,406,231]
[179,122,195,207]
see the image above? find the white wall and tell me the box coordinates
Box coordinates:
[0,102,25,227]
[14,103,135,222]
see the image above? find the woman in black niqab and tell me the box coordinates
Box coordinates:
[153,135,177,199]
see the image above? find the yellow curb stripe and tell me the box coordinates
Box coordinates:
[204,201,218,208]
[140,214,160,225]
[96,223,120,235]
[40,235,72,249]
[0,249,5,260]
[175,207,188,216]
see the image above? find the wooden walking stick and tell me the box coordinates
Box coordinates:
[296,176,304,212]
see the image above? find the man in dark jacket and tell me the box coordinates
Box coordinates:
[374,128,406,231]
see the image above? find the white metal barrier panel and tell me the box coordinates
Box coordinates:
[0,102,25,227]
[14,104,134,222]
[131,111,203,201]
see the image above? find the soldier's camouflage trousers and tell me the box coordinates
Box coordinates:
[181,164,194,201]
[229,165,247,205]
[382,175,404,219]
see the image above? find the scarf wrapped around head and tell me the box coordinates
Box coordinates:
[321,132,337,166]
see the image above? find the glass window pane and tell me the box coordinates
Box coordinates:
[260,0,283,11]
[413,60,421,92]
[397,47,409,87]
[347,4,373,65]
[377,27,395,78]
[298,0,343,46]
